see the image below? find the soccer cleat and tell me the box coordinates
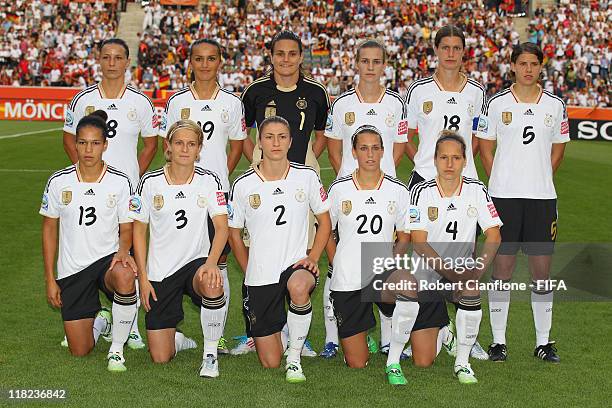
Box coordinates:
[230,335,256,355]
[402,345,413,359]
[385,363,407,386]
[488,343,508,362]
[470,341,489,360]
[217,336,229,355]
[319,342,339,359]
[60,336,68,348]
[366,334,378,354]
[302,339,317,357]
[534,342,560,363]
[454,364,478,384]
[285,362,306,383]
[199,354,219,378]
[107,352,127,372]
[127,332,146,350]
[96,307,113,342]
[380,343,410,360]
[442,320,457,357]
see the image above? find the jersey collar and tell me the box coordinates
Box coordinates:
[252,161,290,182]
[433,72,467,93]
[163,164,195,185]
[189,81,220,100]
[355,85,386,104]
[510,83,543,104]
[352,170,384,190]
[435,176,463,198]
[271,72,300,92]
[98,82,127,100]
[76,162,107,183]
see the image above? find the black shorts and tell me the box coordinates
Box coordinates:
[493,198,557,256]
[145,257,206,330]
[245,265,317,337]
[56,253,115,321]
[407,171,427,190]
[412,290,450,332]
[207,192,230,257]
[330,289,395,339]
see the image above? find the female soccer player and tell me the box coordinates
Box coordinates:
[131,120,229,378]
[404,25,489,360]
[228,116,331,383]
[409,131,501,384]
[327,125,419,385]
[41,110,138,372]
[62,37,158,349]
[160,38,247,353]
[478,42,569,363]
[323,39,407,358]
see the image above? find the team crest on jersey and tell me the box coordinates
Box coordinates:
[106,194,117,208]
[197,194,207,208]
[181,108,190,120]
[221,109,230,123]
[61,190,72,205]
[295,189,306,203]
[345,112,355,126]
[387,201,397,215]
[428,206,438,221]
[153,194,164,210]
[342,200,352,215]
[249,194,261,209]
[385,113,395,128]
[422,101,433,115]
[544,114,553,128]
[296,98,307,110]
[265,100,276,118]
[85,106,95,115]
[127,109,137,121]
[467,205,478,218]
[502,111,512,125]
[467,104,475,117]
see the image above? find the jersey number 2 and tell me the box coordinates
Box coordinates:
[274,205,287,226]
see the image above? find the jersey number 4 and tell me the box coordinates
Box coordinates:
[446,221,458,240]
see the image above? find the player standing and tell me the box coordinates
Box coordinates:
[478,42,569,363]
[323,40,407,358]
[41,111,138,372]
[409,131,502,383]
[404,25,489,360]
[327,125,419,385]
[228,117,331,383]
[160,38,247,353]
[62,38,158,349]
[131,120,229,377]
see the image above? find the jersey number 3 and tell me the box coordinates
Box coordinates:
[175,210,188,229]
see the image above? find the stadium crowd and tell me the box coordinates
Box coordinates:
[0,0,609,107]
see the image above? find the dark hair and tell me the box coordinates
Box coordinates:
[258,115,291,138]
[189,38,223,58]
[351,125,384,149]
[435,130,466,158]
[511,42,544,64]
[76,110,109,140]
[356,39,387,63]
[99,38,129,58]
[270,30,302,54]
[434,25,466,48]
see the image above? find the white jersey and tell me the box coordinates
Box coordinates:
[228,163,330,286]
[159,84,247,191]
[39,163,133,280]
[63,84,158,186]
[325,88,407,178]
[328,172,409,291]
[405,75,486,180]
[408,177,502,284]
[129,166,228,282]
[476,87,570,199]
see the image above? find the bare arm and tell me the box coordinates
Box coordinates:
[326,138,342,175]
[62,132,78,164]
[404,129,418,163]
[138,136,159,176]
[312,130,327,158]
[228,227,248,274]
[551,143,567,174]
[227,139,244,175]
[42,217,61,307]
[475,226,502,277]
[411,230,464,282]
[133,220,156,311]
[243,129,255,163]
[471,134,479,157]
[393,142,406,167]
[309,211,332,263]
[479,139,496,178]
[206,215,229,267]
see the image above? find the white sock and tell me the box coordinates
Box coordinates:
[436,325,449,355]
[531,281,553,347]
[281,323,289,351]
[130,279,142,337]
[220,263,230,333]
[93,315,107,345]
[201,294,228,358]
[379,309,393,347]
[455,297,482,367]
[174,331,191,354]
[488,278,511,345]
[323,268,338,345]
[386,298,419,366]
[286,301,312,364]
[109,291,137,354]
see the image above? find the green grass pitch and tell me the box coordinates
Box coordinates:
[0,120,610,407]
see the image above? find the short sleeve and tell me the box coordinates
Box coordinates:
[39,178,60,218]
[228,184,245,229]
[308,171,330,215]
[314,87,330,131]
[228,99,247,141]
[407,184,428,232]
[325,101,342,140]
[395,187,410,231]
[139,96,158,137]
[553,102,570,143]
[241,87,257,128]
[476,101,496,140]
[395,99,408,142]
[476,185,503,231]
[472,87,486,133]
[129,177,150,223]
[207,182,229,218]
[63,100,84,135]
[158,99,176,138]
[328,186,339,229]
[405,87,419,130]
[118,178,133,224]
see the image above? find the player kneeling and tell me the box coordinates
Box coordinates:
[131,120,229,378]
[228,116,331,383]
[41,110,138,372]
[409,131,501,384]
[327,125,419,385]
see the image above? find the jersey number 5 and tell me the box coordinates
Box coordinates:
[522,126,535,145]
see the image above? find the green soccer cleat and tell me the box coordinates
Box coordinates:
[442,319,457,357]
[454,364,478,384]
[96,307,113,342]
[385,363,407,386]
[127,332,146,350]
[107,352,127,372]
[217,336,229,354]
[285,362,306,383]
[367,334,379,354]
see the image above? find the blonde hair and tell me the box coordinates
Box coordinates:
[164,120,204,162]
